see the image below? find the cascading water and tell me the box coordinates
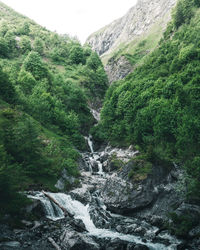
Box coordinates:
[30,192,175,250]
[84,135,104,175]
[27,114,180,250]
[87,134,94,153]
[27,192,64,221]
[90,108,100,122]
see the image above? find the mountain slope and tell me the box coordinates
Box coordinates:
[86,0,177,83]
[0,2,108,219]
[94,0,200,205]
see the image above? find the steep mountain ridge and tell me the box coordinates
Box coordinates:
[86,0,177,82]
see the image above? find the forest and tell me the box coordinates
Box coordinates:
[0,2,108,218]
[93,0,200,202]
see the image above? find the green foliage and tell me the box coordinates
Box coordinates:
[33,38,44,55]
[4,31,17,56]
[23,51,49,80]
[86,51,102,71]
[128,159,152,181]
[0,1,108,220]
[69,44,85,65]
[19,36,31,54]
[17,21,30,35]
[0,37,9,58]
[17,69,37,95]
[168,212,198,237]
[173,0,197,29]
[99,3,200,201]
[0,65,16,103]
[109,153,124,171]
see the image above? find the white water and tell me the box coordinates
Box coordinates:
[84,135,104,175]
[88,135,94,153]
[90,108,100,122]
[29,192,176,250]
[27,193,64,221]
[27,135,178,250]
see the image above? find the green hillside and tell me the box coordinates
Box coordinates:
[0,2,108,218]
[94,0,200,201]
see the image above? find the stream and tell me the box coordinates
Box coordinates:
[27,125,180,250]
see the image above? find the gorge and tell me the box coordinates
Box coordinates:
[1,0,200,249]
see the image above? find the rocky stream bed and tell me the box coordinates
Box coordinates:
[1,116,200,249]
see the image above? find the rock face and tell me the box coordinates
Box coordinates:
[87,0,176,56]
[86,0,177,83]
[101,162,181,216]
[104,56,134,83]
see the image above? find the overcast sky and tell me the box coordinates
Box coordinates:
[2,0,137,43]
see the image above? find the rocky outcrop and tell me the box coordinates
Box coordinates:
[105,56,134,83]
[60,229,100,250]
[55,169,76,191]
[86,0,177,83]
[101,162,181,216]
[87,0,176,57]
[2,140,199,249]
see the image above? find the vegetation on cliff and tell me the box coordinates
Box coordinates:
[94,0,200,201]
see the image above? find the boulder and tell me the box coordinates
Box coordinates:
[133,244,149,250]
[55,169,76,191]
[105,238,135,250]
[60,229,100,250]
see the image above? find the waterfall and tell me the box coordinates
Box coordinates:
[90,108,100,122]
[84,135,104,175]
[87,134,94,153]
[29,192,175,250]
[97,161,103,175]
[27,193,64,221]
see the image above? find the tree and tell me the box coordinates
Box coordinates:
[0,65,16,103]
[4,31,17,55]
[17,69,37,95]
[86,52,102,71]
[69,45,85,64]
[23,51,49,80]
[0,38,9,57]
[19,36,31,54]
[0,22,8,37]
[33,38,44,55]
[18,22,30,35]
[173,0,184,28]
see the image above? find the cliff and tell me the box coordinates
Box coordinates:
[86,0,177,83]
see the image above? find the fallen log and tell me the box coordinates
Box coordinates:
[42,190,73,218]
[48,237,61,250]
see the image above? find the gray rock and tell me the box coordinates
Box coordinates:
[116,225,122,232]
[70,186,91,204]
[100,152,109,163]
[189,225,200,238]
[55,168,76,190]
[86,0,177,83]
[21,220,33,227]
[105,238,135,250]
[175,203,200,218]
[91,159,99,172]
[105,56,133,83]
[134,244,149,250]
[60,229,100,250]
[2,241,21,248]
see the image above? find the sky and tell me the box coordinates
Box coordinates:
[2,0,137,43]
